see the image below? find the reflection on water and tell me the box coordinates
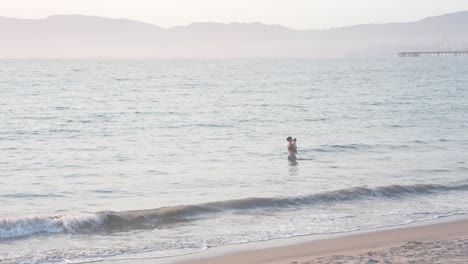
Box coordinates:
[288,161,299,176]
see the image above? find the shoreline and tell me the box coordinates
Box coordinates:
[101,215,468,264]
[177,218,468,264]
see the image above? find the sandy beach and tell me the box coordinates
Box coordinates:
[170,219,468,264]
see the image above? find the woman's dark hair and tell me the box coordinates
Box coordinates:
[286,136,292,141]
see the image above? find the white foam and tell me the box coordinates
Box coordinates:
[0,213,104,239]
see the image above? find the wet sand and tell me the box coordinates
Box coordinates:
[102,218,468,264]
[176,219,468,264]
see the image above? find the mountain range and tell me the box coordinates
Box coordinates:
[1,11,468,58]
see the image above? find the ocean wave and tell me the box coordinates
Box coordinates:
[1,182,467,240]
[310,143,375,152]
[0,214,104,239]
[309,143,413,153]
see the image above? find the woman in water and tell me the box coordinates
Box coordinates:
[287,137,297,162]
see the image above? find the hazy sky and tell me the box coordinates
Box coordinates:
[2,0,468,29]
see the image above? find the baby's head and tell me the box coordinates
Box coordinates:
[293,138,297,142]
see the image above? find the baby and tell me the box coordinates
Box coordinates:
[292,138,298,154]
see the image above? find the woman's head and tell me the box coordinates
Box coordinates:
[286,136,292,142]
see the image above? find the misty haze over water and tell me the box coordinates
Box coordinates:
[1,11,468,58]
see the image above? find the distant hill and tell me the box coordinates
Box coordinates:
[1,12,468,58]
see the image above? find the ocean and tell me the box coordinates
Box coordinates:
[1,58,467,263]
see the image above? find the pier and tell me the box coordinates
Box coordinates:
[398,51,468,57]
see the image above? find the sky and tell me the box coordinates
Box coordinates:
[1,0,468,30]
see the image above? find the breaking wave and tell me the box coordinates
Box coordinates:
[2,182,467,240]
